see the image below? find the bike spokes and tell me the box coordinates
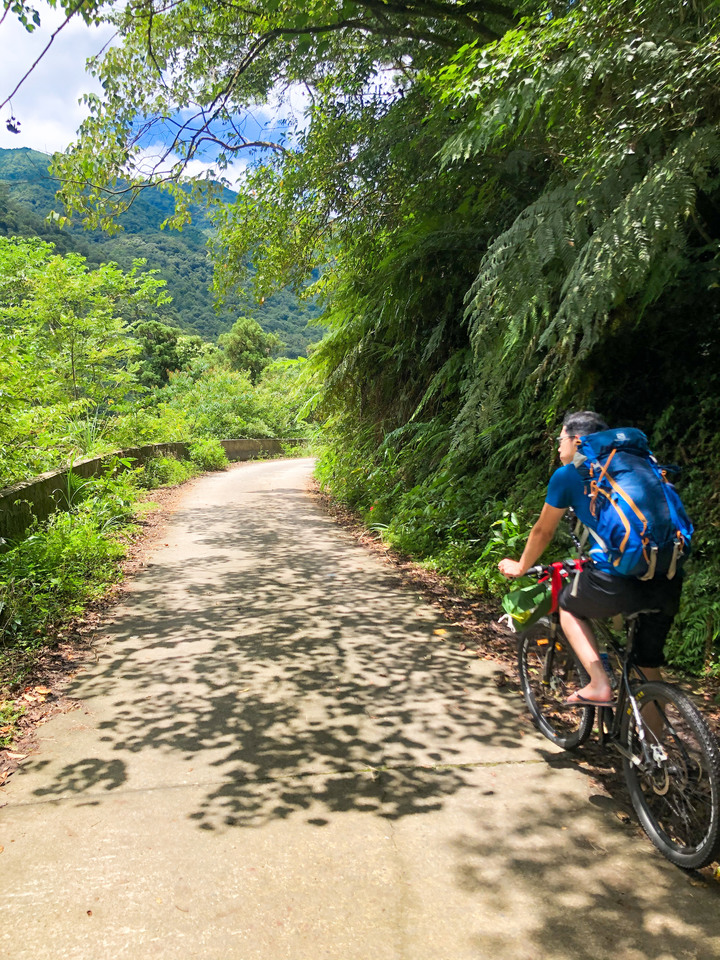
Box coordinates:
[623,683,720,869]
[518,622,594,750]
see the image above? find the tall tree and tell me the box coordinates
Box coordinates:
[0,237,170,481]
[218,316,284,383]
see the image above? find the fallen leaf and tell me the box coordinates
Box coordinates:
[459,643,467,651]
[4,751,27,761]
[433,628,448,636]
[34,686,51,696]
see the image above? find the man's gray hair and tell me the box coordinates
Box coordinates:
[562,410,609,437]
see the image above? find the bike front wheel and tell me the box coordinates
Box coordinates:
[518,618,594,750]
[621,681,720,870]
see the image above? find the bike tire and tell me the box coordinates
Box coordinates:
[621,681,720,870]
[518,618,594,750]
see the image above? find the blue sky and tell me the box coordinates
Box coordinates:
[0,3,305,185]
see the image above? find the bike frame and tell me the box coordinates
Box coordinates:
[539,605,658,767]
[591,617,658,767]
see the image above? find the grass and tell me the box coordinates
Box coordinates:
[0,700,25,749]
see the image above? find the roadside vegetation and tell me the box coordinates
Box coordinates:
[0,235,316,731]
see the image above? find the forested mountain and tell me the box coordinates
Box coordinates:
[0,148,323,355]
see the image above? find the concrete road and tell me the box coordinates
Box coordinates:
[1,458,719,960]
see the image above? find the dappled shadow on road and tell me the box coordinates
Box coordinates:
[23,459,720,953]
[45,460,521,830]
[449,747,720,960]
[29,757,127,799]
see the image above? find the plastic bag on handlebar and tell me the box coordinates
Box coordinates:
[501,580,551,628]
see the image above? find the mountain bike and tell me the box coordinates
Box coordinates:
[516,560,720,870]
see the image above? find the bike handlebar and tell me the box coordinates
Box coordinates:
[524,559,586,579]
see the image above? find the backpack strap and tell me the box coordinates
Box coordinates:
[577,523,590,553]
[585,524,608,553]
[590,484,634,560]
[638,546,658,581]
[599,467,650,536]
[667,537,687,580]
[657,463,690,579]
[587,448,617,516]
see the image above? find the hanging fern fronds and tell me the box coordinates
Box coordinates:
[461,127,720,408]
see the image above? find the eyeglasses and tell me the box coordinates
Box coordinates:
[556,434,571,443]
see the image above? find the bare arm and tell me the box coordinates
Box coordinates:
[498,503,566,578]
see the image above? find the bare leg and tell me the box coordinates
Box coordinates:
[559,608,613,702]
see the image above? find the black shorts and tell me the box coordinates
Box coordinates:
[558,567,683,668]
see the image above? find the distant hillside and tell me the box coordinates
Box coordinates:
[0,148,323,356]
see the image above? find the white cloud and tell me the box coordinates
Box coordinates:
[183,156,249,188]
[130,142,250,190]
[0,4,114,155]
[261,84,312,135]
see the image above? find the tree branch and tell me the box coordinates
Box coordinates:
[344,0,511,40]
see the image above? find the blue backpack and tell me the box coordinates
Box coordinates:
[573,428,693,579]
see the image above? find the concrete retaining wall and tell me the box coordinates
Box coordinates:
[220,439,284,461]
[0,438,294,543]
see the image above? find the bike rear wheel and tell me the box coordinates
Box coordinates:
[621,681,720,869]
[518,618,594,749]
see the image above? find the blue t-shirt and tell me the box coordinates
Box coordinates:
[546,463,614,572]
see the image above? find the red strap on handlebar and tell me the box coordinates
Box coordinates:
[536,558,589,613]
[549,561,565,613]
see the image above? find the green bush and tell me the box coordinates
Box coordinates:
[60,459,140,531]
[0,506,129,680]
[188,438,229,471]
[0,700,24,748]
[107,403,190,447]
[138,456,196,489]
[162,368,274,438]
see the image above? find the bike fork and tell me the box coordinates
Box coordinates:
[619,670,668,767]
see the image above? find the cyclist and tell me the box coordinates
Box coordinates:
[498,411,683,707]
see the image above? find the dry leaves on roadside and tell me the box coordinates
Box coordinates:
[20,685,52,704]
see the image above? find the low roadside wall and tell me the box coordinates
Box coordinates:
[0,438,295,543]
[220,439,285,461]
